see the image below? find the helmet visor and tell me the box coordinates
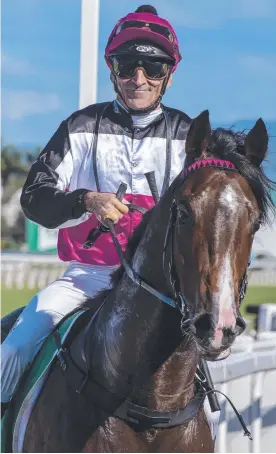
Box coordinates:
[111,56,171,80]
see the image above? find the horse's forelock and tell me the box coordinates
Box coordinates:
[209,128,246,156]
[206,128,275,225]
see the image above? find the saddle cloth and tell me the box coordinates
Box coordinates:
[1,310,86,453]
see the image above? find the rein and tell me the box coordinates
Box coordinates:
[94,159,249,316]
[67,158,252,436]
[106,219,178,308]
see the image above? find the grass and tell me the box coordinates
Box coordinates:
[1,284,275,318]
[240,286,276,327]
[1,287,39,316]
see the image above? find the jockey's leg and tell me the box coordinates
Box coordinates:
[1,263,117,407]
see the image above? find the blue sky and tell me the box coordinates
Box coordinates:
[2,0,276,174]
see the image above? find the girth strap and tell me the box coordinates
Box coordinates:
[54,324,251,436]
[54,335,206,430]
[114,393,206,429]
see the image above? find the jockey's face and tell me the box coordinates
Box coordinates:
[113,66,172,111]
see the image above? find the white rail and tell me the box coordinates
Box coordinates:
[248,270,276,286]
[209,350,276,453]
[2,254,276,289]
[1,254,67,289]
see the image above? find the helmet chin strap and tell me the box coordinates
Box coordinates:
[112,72,171,115]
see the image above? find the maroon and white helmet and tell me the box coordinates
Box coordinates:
[105,5,182,73]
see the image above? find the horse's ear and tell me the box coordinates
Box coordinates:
[245,118,268,167]
[185,110,211,155]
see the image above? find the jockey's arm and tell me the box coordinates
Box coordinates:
[20,120,90,229]
[20,120,129,229]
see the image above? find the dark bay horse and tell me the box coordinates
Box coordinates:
[23,111,275,452]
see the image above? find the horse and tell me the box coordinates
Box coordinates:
[18,111,275,452]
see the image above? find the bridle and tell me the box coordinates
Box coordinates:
[62,159,252,435]
[107,158,251,325]
[99,158,252,433]
[163,159,251,325]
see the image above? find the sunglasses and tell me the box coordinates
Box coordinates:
[111,57,171,80]
[115,20,175,43]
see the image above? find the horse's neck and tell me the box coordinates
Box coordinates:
[139,336,199,411]
[89,187,199,405]
[88,281,175,385]
[90,284,198,406]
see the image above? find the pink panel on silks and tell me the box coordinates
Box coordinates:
[57,193,155,266]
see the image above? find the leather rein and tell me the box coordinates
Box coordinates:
[92,159,250,321]
[62,159,251,436]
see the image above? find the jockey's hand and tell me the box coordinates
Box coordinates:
[84,191,129,225]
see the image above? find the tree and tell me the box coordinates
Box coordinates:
[1,142,41,249]
[1,144,27,186]
[1,142,40,187]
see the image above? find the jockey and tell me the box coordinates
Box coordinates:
[1,5,191,415]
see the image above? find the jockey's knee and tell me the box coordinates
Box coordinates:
[1,341,29,402]
[2,337,34,368]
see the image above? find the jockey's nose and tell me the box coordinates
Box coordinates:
[132,68,147,86]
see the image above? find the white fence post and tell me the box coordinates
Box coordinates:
[217,382,228,453]
[250,371,264,453]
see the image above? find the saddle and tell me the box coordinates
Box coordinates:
[0,306,98,453]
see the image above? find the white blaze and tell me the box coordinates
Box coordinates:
[212,185,239,347]
[215,184,239,328]
[218,185,239,213]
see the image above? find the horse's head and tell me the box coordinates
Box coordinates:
[173,110,273,359]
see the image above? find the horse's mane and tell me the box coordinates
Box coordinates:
[206,128,276,225]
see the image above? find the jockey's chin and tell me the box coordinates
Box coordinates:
[119,89,161,112]
[116,70,165,112]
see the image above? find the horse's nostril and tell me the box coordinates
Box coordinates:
[235,315,246,335]
[193,314,214,340]
[222,327,236,344]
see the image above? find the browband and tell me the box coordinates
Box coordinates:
[184,159,236,177]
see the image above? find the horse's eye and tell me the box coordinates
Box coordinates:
[252,220,261,234]
[177,205,191,225]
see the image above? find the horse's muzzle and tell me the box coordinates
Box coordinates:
[190,312,244,355]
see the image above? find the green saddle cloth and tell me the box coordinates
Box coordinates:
[1,310,86,453]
